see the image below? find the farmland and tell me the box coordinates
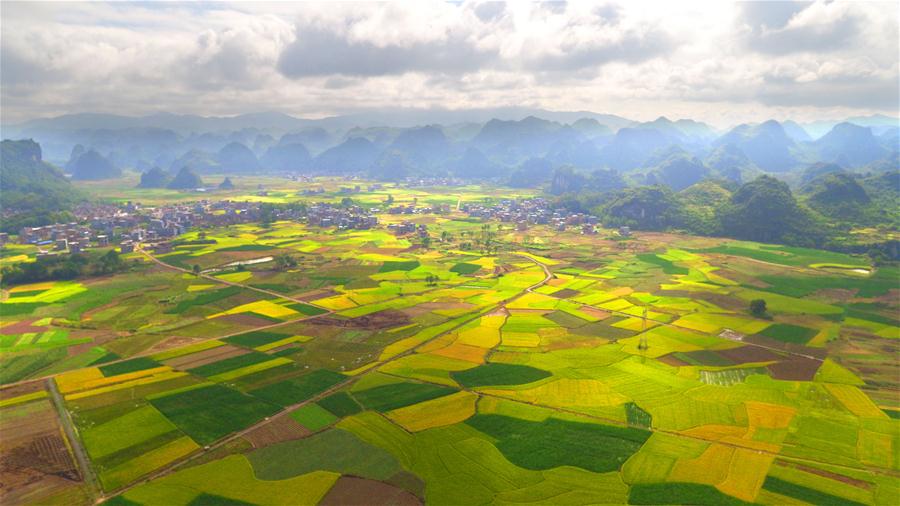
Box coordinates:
[1,180,898,505]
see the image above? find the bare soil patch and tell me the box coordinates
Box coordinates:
[0,320,46,334]
[217,312,280,327]
[550,288,581,299]
[243,416,311,449]
[658,354,691,367]
[768,357,821,381]
[311,310,409,330]
[318,476,422,506]
[717,345,782,364]
[163,345,249,369]
[0,401,81,504]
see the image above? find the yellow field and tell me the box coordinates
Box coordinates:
[66,371,189,400]
[745,401,797,429]
[430,343,489,363]
[668,443,734,485]
[312,294,358,310]
[208,300,298,319]
[254,335,313,352]
[482,378,629,410]
[456,325,501,348]
[385,391,477,432]
[215,271,253,283]
[716,448,774,502]
[187,284,216,292]
[501,332,541,347]
[824,384,888,419]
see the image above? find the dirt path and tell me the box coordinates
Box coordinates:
[47,378,101,502]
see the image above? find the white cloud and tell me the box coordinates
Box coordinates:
[1,0,897,126]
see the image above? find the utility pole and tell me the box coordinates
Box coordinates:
[638,307,649,351]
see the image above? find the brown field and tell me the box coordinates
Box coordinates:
[550,288,581,299]
[0,319,47,334]
[217,312,281,327]
[243,415,311,448]
[311,310,409,330]
[0,400,82,504]
[0,380,45,401]
[162,345,249,369]
[318,476,422,506]
[768,357,822,381]
[717,345,782,364]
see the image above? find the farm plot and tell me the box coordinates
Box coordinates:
[150,384,280,445]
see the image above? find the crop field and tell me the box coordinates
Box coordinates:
[1,182,898,505]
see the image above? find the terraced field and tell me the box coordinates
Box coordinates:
[1,182,898,505]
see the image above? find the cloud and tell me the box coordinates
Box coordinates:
[277,25,495,77]
[0,1,897,125]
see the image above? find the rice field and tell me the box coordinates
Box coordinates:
[1,182,897,505]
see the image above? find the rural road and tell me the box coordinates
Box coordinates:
[47,378,101,500]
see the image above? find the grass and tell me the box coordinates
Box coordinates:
[247,429,402,481]
[187,351,274,377]
[451,363,552,388]
[636,253,689,275]
[628,483,752,505]
[317,391,362,417]
[120,455,338,506]
[289,404,337,431]
[762,476,866,506]
[379,260,420,273]
[352,381,457,412]
[165,286,242,314]
[150,384,280,445]
[285,302,328,315]
[99,357,161,377]
[248,369,346,407]
[755,323,819,345]
[465,414,650,473]
[450,262,482,275]
[223,330,292,349]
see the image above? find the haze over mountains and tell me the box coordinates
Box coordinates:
[3,110,897,187]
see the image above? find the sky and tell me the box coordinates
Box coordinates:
[1,1,898,127]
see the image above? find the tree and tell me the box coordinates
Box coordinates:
[421,236,432,249]
[750,299,767,318]
[425,273,438,286]
[192,264,201,276]
[275,254,298,271]
[97,250,123,274]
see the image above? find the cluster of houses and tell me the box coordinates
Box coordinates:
[387,203,451,215]
[16,223,103,255]
[387,221,429,237]
[5,192,634,259]
[403,177,464,187]
[461,198,603,234]
[305,203,378,230]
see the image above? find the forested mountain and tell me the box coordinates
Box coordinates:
[71,149,121,180]
[137,166,170,188]
[0,140,80,232]
[167,167,203,189]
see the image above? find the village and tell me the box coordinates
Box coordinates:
[8,193,623,259]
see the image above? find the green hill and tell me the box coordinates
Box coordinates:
[1,139,78,211]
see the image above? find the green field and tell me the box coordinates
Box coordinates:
[2,181,897,505]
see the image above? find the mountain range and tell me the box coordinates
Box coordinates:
[2,111,897,185]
